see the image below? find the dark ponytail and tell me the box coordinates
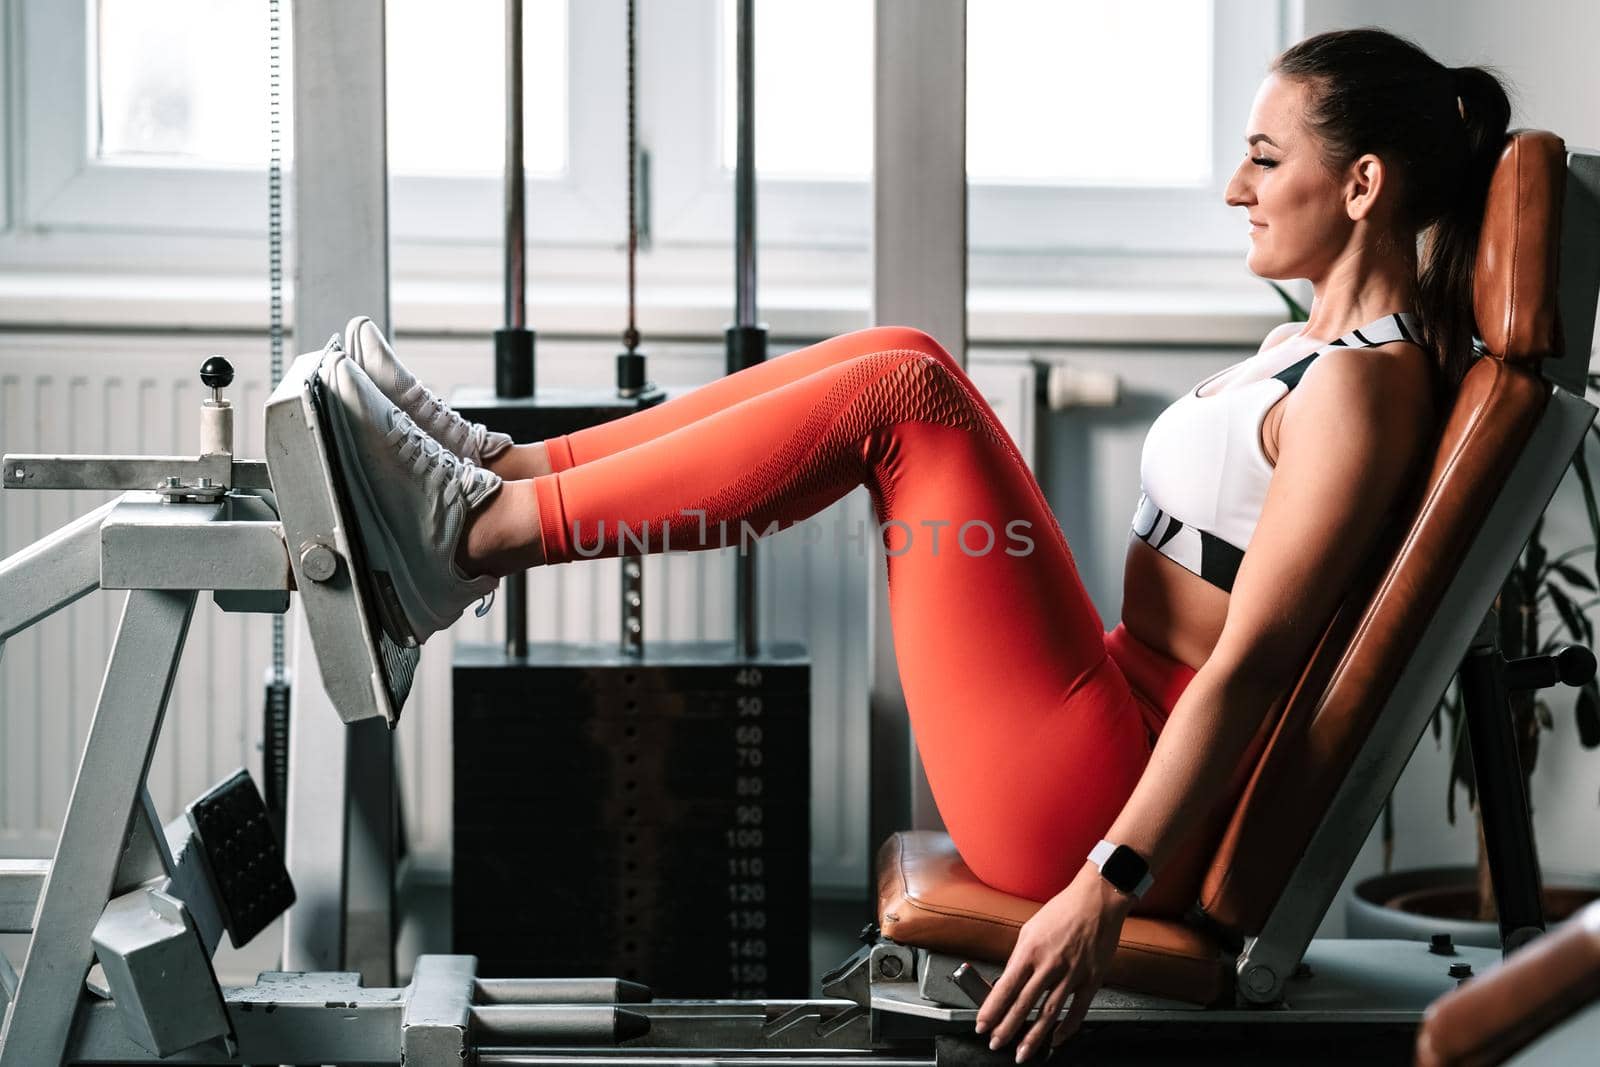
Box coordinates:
[1273,30,1512,391]
[1418,66,1513,389]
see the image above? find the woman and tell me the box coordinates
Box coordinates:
[323,27,1510,1061]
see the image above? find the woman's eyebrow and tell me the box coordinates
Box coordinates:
[1248,134,1281,148]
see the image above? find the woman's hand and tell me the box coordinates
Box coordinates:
[973,862,1134,1061]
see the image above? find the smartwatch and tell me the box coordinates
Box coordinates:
[1089,839,1154,900]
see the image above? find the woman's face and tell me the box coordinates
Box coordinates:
[1224,74,1355,281]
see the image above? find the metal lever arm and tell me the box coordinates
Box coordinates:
[3,455,271,493]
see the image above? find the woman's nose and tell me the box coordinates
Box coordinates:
[1223,160,1253,207]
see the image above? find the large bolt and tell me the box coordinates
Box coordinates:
[1430,933,1456,956]
[299,542,339,583]
[1448,962,1473,980]
[1243,964,1277,996]
[877,954,904,980]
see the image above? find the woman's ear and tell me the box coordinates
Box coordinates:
[1344,153,1388,221]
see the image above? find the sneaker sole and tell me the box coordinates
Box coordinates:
[320,360,452,647]
[307,365,419,650]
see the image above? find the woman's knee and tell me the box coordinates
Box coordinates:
[848,325,958,369]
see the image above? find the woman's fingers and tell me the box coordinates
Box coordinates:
[1016,978,1074,1061]
[975,954,1029,1035]
[1051,979,1100,1050]
[989,968,1053,1051]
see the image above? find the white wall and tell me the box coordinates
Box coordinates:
[1301,0,1600,149]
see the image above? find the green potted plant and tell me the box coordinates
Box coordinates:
[1261,283,1600,942]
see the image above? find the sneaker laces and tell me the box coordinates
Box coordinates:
[417,385,489,459]
[386,411,498,618]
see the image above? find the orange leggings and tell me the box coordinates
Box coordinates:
[531,327,1195,903]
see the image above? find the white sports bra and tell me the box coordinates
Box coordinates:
[1132,311,1423,592]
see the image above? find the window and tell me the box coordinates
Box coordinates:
[7,0,1287,275]
[717,0,871,180]
[965,1,1212,186]
[21,0,604,247]
[703,0,1283,254]
[98,0,297,167]
[97,0,567,176]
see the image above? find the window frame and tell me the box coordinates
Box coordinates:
[2,0,1292,283]
[10,0,621,247]
[659,0,1289,256]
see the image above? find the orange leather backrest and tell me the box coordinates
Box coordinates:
[1196,131,1568,934]
[1476,133,1567,361]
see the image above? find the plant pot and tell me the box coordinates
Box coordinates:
[1346,866,1600,948]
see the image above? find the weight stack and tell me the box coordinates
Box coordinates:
[452,640,811,997]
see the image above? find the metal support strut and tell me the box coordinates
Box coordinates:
[1458,607,1596,953]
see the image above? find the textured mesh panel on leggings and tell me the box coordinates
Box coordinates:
[636,349,1069,568]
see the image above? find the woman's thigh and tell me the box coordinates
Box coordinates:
[547,327,958,469]
[877,420,1152,904]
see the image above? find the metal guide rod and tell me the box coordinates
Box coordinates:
[470,1004,652,1043]
[506,0,526,331]
[503,0,530,659]
[474,977,653,1005]
[730,0,763,659]
[734,0,756,331]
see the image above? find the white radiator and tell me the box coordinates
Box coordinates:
[0,331,1036,894]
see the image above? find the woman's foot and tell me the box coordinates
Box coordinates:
[322,352,504,647]
[342,315,516,467]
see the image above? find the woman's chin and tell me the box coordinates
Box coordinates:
[1244,250,1291,281]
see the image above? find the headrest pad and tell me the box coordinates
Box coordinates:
[1474,131,1566,362]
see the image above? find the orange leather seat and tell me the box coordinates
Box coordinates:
[875,131,1574,1008]
[877,832,1233,1005]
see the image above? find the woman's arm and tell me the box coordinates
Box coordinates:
[1100,650,1279,876]
[1104,340,1436,876]
[976,341,1436,1059]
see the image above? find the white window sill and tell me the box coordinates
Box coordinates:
[0,271,1290,349]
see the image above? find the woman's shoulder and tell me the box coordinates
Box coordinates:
[1293,337,1437,427]
[1257,320,1307,354]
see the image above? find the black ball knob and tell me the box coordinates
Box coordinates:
[1556,645,1596,687]
[200,356,235,390]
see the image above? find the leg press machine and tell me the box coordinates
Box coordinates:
[0,132,1597,1065]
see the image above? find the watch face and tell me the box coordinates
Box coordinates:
[1102,845,1147,890]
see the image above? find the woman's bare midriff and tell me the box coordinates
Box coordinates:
[1119,537,1230,672]
[1119,387,1296,671]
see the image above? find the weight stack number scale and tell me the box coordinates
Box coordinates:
[448,392,813,998]
[452,637,809,996]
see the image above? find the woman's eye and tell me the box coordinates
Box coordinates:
[1251,156,1277,168]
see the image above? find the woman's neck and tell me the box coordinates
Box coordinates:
[1302,235,1419,341]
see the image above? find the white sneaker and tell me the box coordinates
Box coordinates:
[342,315,515,467]
[322,352,502,647]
